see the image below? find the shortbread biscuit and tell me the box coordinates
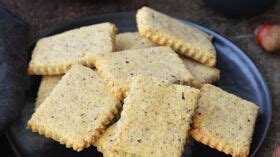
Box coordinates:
[95,123,138,157]
[95,123,134,157]
[95,123,139,157]
[181,57,220,87]
[28,23,117,75]
[131,38,157,50]
[95,123,118,155]
[114,76,200,157]
[35,75,62,109]
[93,46,193,99]
[137,7,216,67]
[191,84,259,156]
[27,65,120,151]
[116,32,156,51]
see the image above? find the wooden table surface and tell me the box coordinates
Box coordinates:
[2,0,280,156]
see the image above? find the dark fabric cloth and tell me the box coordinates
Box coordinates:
[0,3,28,134]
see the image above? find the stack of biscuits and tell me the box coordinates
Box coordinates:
[27,7,259,157]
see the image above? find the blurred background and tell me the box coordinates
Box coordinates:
[0,0,279,156]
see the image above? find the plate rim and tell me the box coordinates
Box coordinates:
[7,11,272,157]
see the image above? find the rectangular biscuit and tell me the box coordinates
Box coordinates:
[28,22,117,75]
[191,84,259,156]
[181,56,220,87]
[27,65,120,151]
[35,75,62,109]
[114,76,200,157]
[116,32,156,51]
[93,46,193,99]
[137,7,216,67]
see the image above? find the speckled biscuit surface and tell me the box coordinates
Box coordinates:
[27,65,120,151]
[115,32,156,51]
[95,123,118,155]
[93,46,193,99]
[95,123,137,157]
[181,57,220,87]
[191,84,259,156]
[114,76,200,157]
[28,22,117,75]
[137,7,216,67]
[35,75,62,109]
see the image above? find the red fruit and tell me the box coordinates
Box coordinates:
[255,24,280,52]
[275,144,280,157]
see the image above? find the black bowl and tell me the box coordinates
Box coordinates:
[6,12,271,157]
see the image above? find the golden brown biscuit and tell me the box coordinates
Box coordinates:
[115,32,156,51]
[35,75,62,109]
[95,123,118,156]
[114,76,200,157]
[191,84,259,156]
[28,23,117,75]
[95,123,137,157]
[27,65,120,151]
[181,56,220,87]
[137,7,216,67]
[93,46,193,100]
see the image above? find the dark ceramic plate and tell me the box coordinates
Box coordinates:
[6,12,271,157]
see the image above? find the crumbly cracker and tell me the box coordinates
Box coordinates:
[136,7,216,67]
[95,123,136,157]
[114,76,200,157]
[181,56,220,87]
[191,84,259,156]
[35,75,62,109]
[93,46,193,100]
[28,23,117,75]
[27,65,120,151]
[115,32,156,51]
[130,37,157,50]
[95,123,118,155]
